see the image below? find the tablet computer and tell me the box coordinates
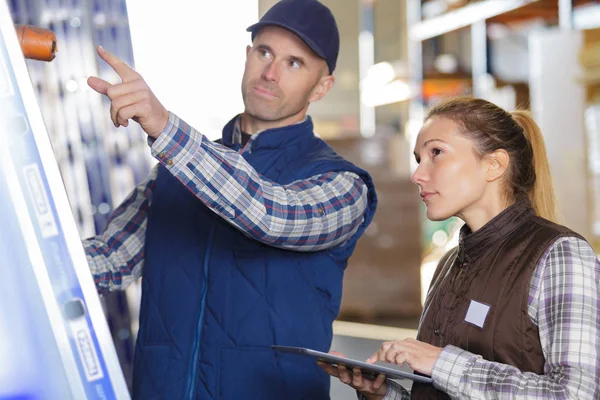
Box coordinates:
[271,345,433,384]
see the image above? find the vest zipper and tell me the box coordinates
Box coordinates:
[186,224,216,399]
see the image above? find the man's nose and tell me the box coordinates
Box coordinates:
[262,61,281,82]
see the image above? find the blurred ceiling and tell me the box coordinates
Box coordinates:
[257,0,409,135]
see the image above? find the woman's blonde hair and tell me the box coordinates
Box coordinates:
[426,96,557,222]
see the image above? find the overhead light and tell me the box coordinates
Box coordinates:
[361,79,412,108]
[434,54,458,74]
[362,62,396,88]
[360,60,411,107]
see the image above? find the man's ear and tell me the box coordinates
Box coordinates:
[246,45,252,57]
[309,75,335,103]
[485,149,509,182]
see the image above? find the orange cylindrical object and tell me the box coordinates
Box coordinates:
[15,24,57,62]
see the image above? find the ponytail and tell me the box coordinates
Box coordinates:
[511,110,558,223]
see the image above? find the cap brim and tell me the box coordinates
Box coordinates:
[246,21,327,61]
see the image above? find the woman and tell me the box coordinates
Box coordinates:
[321,97,600,399]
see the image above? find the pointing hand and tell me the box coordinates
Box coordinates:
[87,46,169,138]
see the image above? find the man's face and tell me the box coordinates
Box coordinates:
[241,26,333,127]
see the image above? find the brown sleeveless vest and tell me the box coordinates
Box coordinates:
[411,201,582,399]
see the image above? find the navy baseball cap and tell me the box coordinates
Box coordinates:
[246,0,340,74]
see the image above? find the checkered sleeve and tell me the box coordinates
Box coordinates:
[83,165,157,295]
[355,380,411,400]
[149,112,369,252]
[430,236,600,399]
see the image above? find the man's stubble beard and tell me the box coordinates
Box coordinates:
[241,78,310,123]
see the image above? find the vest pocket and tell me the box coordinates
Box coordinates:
[217,346,328,400]
[217,346,285,399]
[134,344,175,398]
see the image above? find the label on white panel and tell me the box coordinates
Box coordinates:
[67,307,105,382]
[0,45,12,97]
[22,163,58,238]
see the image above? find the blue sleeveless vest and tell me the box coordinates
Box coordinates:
[133,116,377,399]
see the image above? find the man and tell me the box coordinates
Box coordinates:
[85,0,377,398]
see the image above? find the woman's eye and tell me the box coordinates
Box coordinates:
[432,148,442,157]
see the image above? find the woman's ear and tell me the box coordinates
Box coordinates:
[486,149,509,182]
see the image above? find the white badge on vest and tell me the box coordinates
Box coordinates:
[465,300,491,329]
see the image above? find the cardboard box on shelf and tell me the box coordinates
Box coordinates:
[582,29,600,102]
[581,29,600,251]
[329,135,423,323]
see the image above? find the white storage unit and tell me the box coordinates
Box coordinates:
[0,4,129,399]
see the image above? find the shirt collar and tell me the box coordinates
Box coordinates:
[226,114,312,150]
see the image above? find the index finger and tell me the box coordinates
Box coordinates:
[96,45,140,82]
[366,350,381,364]
[367,343,392,364]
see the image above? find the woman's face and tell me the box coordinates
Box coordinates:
[411,116,491,222]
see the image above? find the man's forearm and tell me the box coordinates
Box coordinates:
[150,112,369,252]
[84,166,156,294]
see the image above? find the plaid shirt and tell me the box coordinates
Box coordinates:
[362,236,600,400]
[85,113,369,295]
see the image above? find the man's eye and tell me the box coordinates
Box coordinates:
[289,60,301,69]
[259,49,271,59]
